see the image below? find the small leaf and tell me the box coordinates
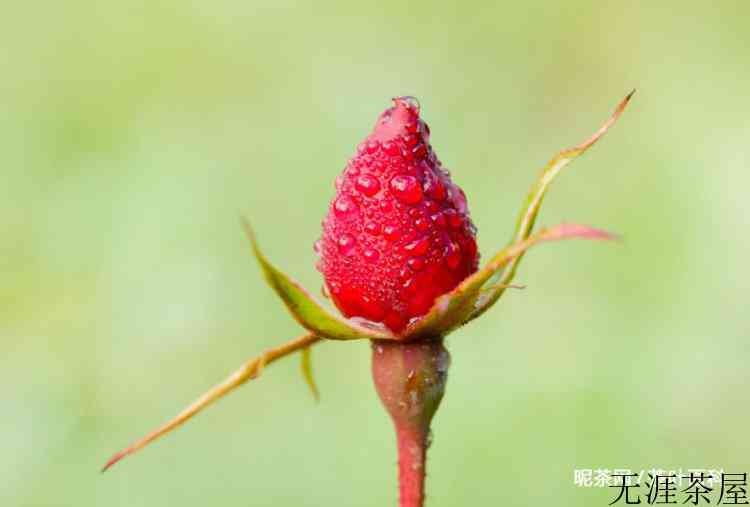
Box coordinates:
[404,223,617,339]
[468,90,634,322]
[102,332,321,472]
[300,345,320,401]
[240,218,396,341]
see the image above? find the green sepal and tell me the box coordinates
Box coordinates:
[102,332,321,472]
[403,223,617,340]
[468,90,634,322]
[300,345,320,401]
[240,218,397,341]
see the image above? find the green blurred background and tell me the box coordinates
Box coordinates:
[1,1,748,505]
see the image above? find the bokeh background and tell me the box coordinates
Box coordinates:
[2,1,748,506]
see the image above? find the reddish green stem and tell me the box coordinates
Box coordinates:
[371,338,449,507]
[396,425,428,507]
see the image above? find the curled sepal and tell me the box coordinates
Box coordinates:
[403,224,617,340]
[300,345,320,401]
[468,90,634,322]
[102,332,321,472]
[240,218,396,341]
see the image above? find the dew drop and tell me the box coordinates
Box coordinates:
[427,177,446,201]
[383,141,401,156]
[383,224,401,241]
[402,276,415,291]
[364,221,381,235]
[337,234,357,256]
[414,217,430,232]
[431,212,447,227]
[412,143,428,160]
[334,196,357,215]
[402,133,418,147]
[404,237,430,257]
[366,140,380,154]
[442,209,457,225]
[355,174,380,197]
[363,248,380,262]
[329,280,341,295]
[407,257,425,271]
[445,242,462,270]
[389,175,423,205]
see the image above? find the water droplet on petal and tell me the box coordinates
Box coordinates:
[407,257,425,271]
[427,178,446,200]
[402,276,415,291]
[355,174,381,197]
[364,221,381,235]
[337,234,357,256]
[404,237,430,257]
[390,175,423,205]
[384,224,401,241]
[402,133,418,147]
[366,140,380,154]
[414,217,430,231]
[383,141,400,156]
[334,196,357,215]
[329,280,341,295]
[363,248,380,262]
[445,242,462,270]
[431,212,447,227]
[412,143,428,160]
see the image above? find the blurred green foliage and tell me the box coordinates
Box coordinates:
[1,1,748,505]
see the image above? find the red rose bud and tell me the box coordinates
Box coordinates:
[317,97,479,333]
